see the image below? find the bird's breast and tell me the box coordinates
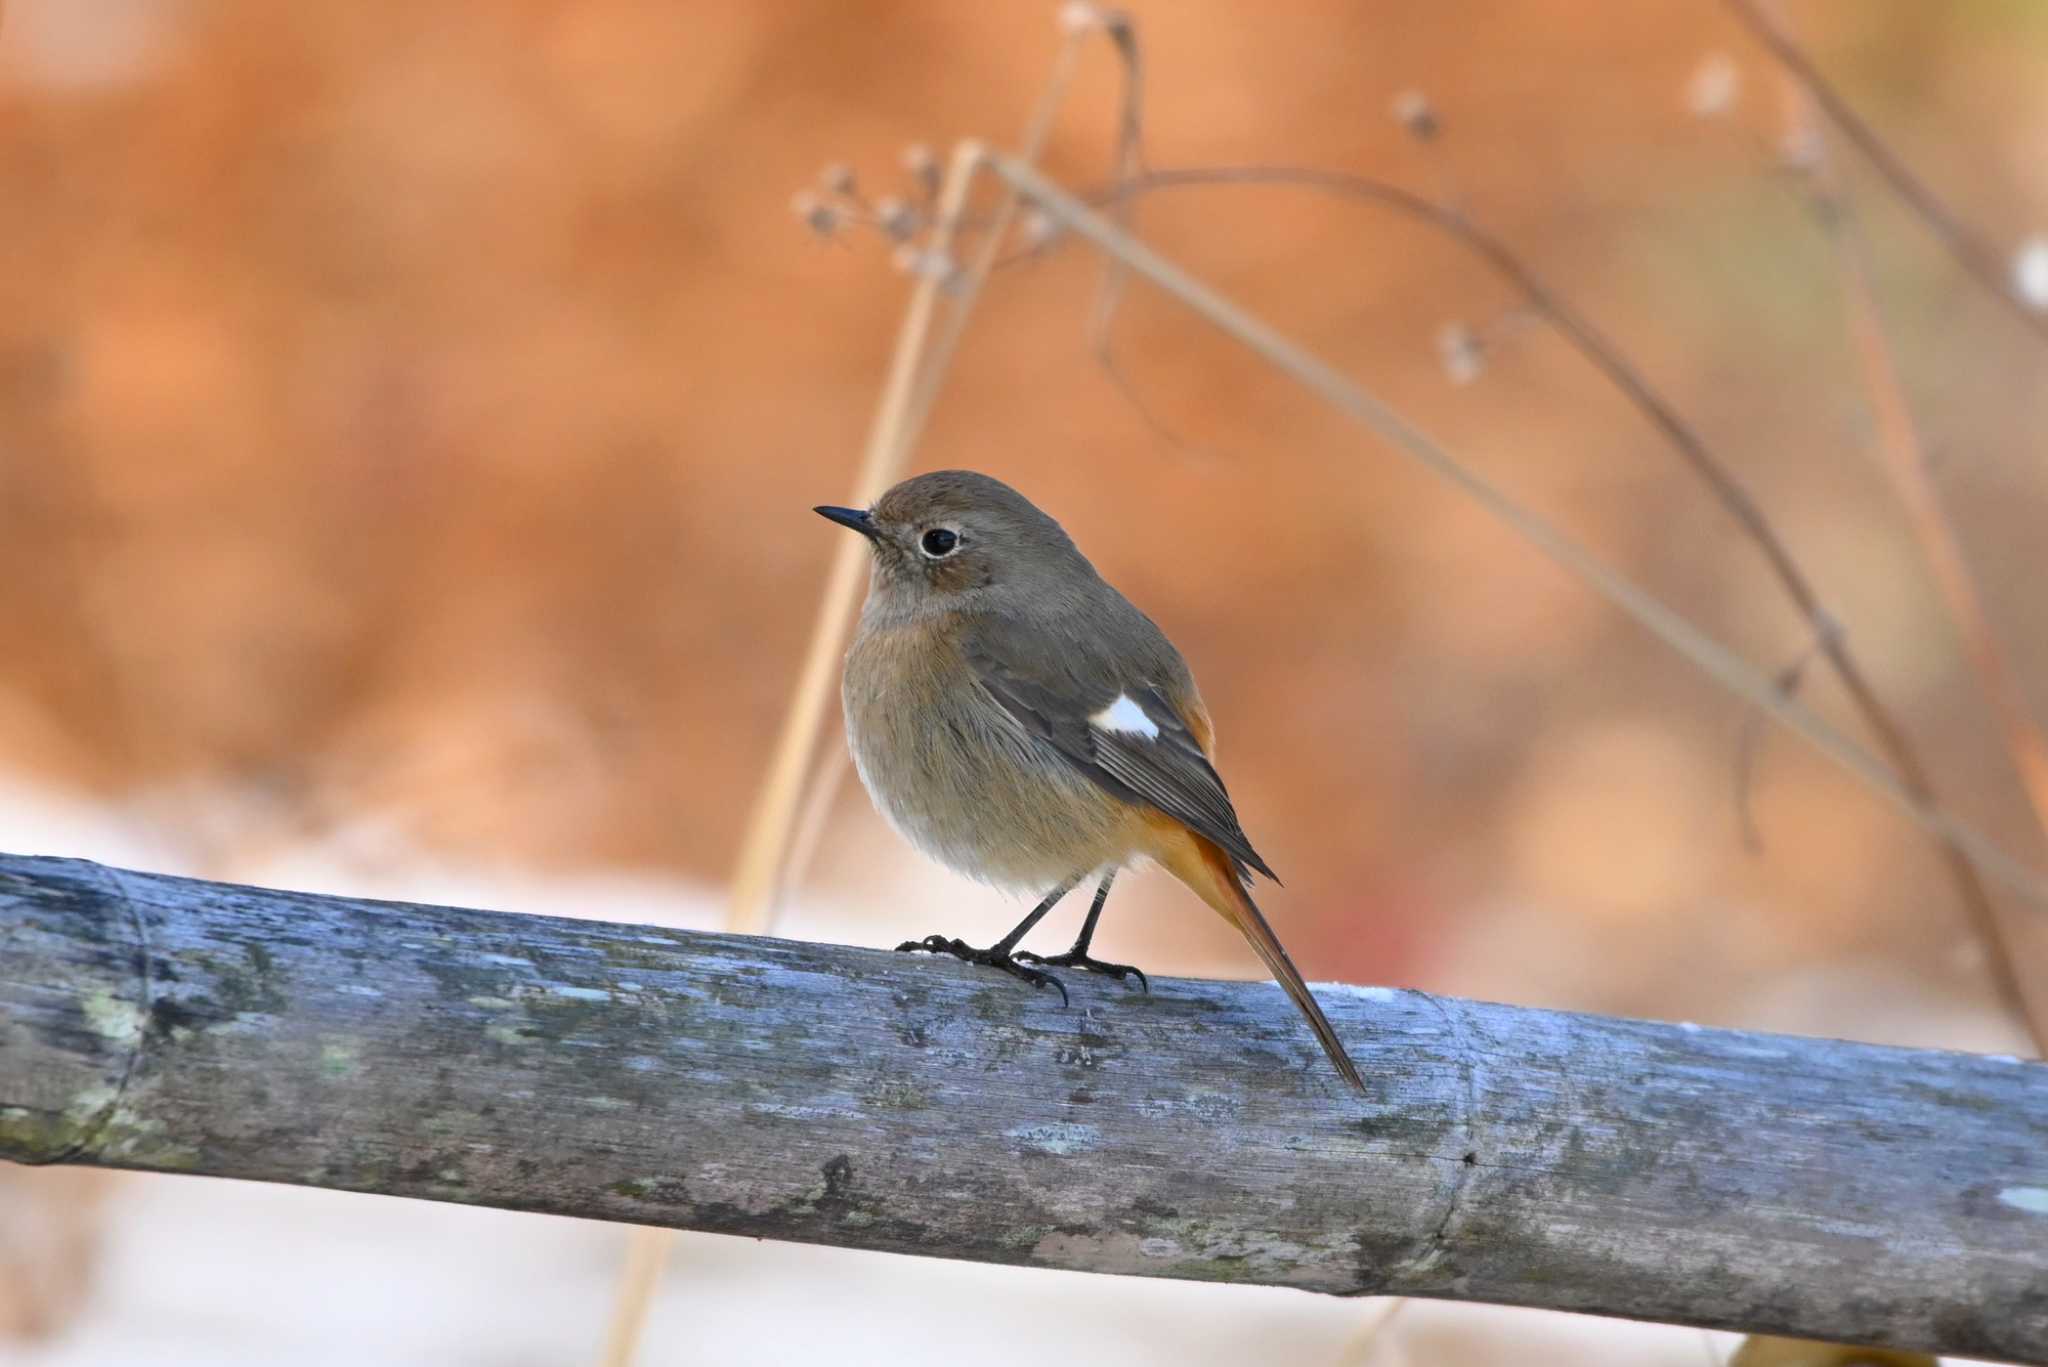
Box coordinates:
[841,619,1133,889]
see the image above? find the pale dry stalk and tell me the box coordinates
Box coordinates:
[762,34,1094,928]
[595,29,1095,1367]
[980,148,2048,911]
[1723,0,2048,345]
[1087,162,2039,1042]
[1771,26,2048,1049]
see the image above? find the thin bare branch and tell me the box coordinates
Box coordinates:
[1770,24,2048,1048]
[772,717,854,927]
[1734,649,1816,855]
[1076,11,1218,461]
[1720,0,2048,345]
[602,33,1102,1367]
[1336,1298,1412,1366]
[1065,163,2040,1040]
[981,147,2048,913]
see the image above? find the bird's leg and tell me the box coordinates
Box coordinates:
[1014,870,1148,992]
[895,874,1081,1006]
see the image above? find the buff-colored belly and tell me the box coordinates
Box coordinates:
[843,626,1134,891]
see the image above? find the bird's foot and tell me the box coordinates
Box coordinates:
[1013,947,1149,994]
[895,935,1070,1006]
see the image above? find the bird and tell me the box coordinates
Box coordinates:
[816,469,1364,1091]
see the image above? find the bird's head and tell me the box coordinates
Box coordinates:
[815,469,1094,614]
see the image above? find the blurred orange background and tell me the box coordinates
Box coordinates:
[1,1,2044,1362]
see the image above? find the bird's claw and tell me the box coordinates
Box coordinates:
[1013,948,1149,994]
[895,935,1070,1006]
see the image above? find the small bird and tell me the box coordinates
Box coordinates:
[817,470,1363,1091]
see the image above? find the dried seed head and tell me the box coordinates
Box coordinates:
[1435,321,1484,385]
[901,143,941,198]
[1017,208,1062,251]
[790,190,841,240]
[1778,124,1824,173]
[1390,89,1439,141]
[818,162,859,197]
[1058,2,1105,35]
[1685,53,1741,118]
[874,197,920,243]
[892,244,959,289]
[2013,236,2048,313]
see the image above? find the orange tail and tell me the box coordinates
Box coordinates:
[1155,827,1365,1092]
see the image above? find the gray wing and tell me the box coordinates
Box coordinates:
[960,610,1278,883]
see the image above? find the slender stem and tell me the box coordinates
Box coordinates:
[1336,1298,1412,1367]
[1075,163,2041,1040]
[772,722,854,925]
[982,148,2048,912]
[598,35,1096,1367]
[762,32,1095,936]
[1720,0,2048,345]
[896,33,1086,461]
[593,1221,668,1367]
[720,138,987,946]
[1771,27,2048,1048]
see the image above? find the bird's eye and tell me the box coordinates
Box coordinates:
[920,528,960,558]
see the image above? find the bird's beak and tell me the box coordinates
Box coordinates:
[813,505,879,540]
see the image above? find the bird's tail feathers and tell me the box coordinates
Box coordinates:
[1160,829,1365,1092]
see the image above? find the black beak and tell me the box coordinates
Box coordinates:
[813,505,879,539]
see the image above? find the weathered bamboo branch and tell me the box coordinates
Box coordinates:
[2,853,2044,1361]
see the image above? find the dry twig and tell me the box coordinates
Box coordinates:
[598,24,1102,1367]
[1720,0,2048,345]
[1063,164,2042,1034]
[1762,12,2048,1048]
[979,149,2048,913]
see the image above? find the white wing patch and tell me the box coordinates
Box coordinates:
[1090,693,1160,739]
